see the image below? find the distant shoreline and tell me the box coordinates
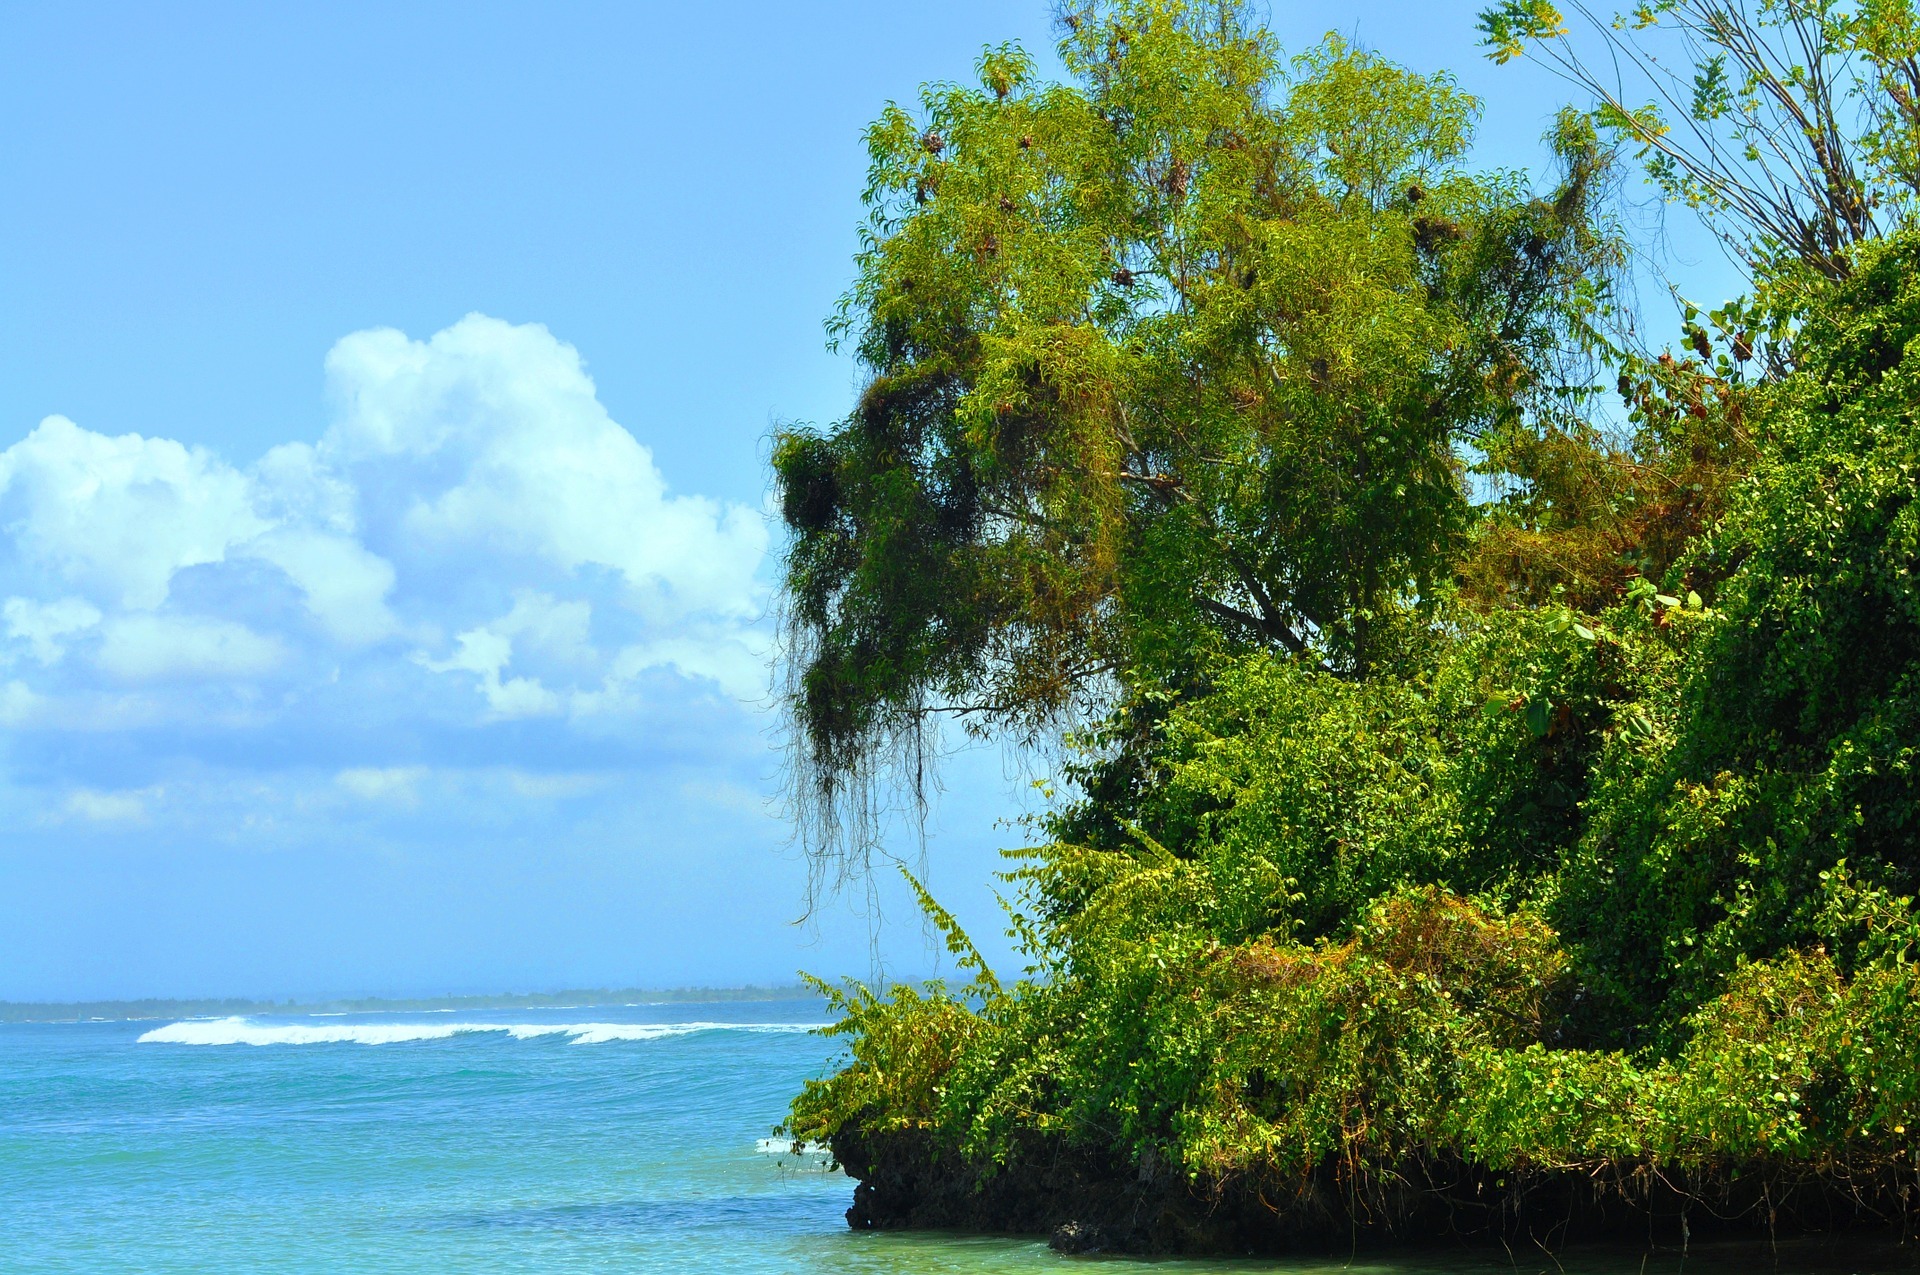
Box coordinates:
[0,985,819,1023]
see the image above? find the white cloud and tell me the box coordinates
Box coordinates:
[0,314,772,813]
[3,596,102,664]
[417,624,560,720]
[490,591,594,664]
[484,675,562,719]
[249,440,358,532]
[415,592,593,719]
[0,679,42,726]
[420,626,511,680]
[247,529,398,646]
[63,787,153,823]
[336,766,428,804]
[322,316,767,621]
[609,629,768,703]
[95,615,285,682]
[0,416,265,610]
[0,415,401,658]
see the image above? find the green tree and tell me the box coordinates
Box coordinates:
[776,0,1621,874]
[1480,0,1920,280]
[782,4,1920,1249]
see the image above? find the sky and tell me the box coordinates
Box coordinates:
[0,1,1745,1001]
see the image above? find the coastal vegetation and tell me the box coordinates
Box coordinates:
[777,0,1920,1253]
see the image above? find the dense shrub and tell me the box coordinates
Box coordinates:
[787,233,1920,1244]
[781,0,1920,1249]
[1560,234,1920,1045]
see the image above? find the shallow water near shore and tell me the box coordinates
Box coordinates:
[2,998,1911,1273]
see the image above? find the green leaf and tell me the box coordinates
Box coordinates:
[1477,0,1567,64]
[900,866,1002,999]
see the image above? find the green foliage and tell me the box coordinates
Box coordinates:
[789,224,1920,1216]
[1477,0,1920,277]
[1558,230,1920,1043]
[790,891,1920,1184]
[776,0,1623,872]
[1453,947,1920,1166]
[783,0,1920,1241]
[787,974,991,1139]
[1458,312,1760,614]
[1128,660,1466,940]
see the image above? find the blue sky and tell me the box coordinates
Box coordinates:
[0,2,1743,1001]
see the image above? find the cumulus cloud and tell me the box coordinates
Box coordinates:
[322,318,764,621]
[0,416,266,610]
[0,314,772,815]
[246,529,400,646]
[4,596,102,664]
[415,590,600,719]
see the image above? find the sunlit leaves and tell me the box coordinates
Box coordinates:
[785,6,1920,1235]
[778,0,1620,879]
[1477,0,1569,64]
[1479,0,1910,278]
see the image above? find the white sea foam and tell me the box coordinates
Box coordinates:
[755,1137,832,1157]
[756,1136,836,1171]
[137,1017,820,1046]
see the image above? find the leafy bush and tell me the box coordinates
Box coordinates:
[782,0,1920,1248]
[1560,232,1920,1044]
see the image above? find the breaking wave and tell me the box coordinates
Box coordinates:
[138,1017,820,1046]
[755,1137,832,1157]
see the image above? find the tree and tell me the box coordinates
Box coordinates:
[782,5,1920,1250]
[775,0,1621,877]
[1480,0,1920,280]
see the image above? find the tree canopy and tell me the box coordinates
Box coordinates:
[779,0,1920,1253]
[775,0,1622,872]
[1482,0,1920,279]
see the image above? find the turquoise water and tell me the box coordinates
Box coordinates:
[2,999,1910,1274]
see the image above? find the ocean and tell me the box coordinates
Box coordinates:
[2,998,1909,1274]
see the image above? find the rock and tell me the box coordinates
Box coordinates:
[1049,1221,1107,1253]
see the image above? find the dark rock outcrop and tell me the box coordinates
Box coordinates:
[830,1121,1920,1257]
